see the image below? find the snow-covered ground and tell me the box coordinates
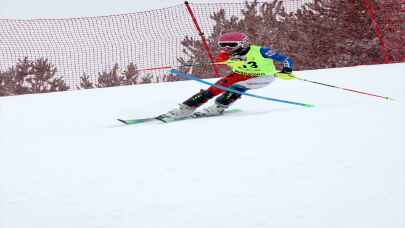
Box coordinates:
[1,63,404,228]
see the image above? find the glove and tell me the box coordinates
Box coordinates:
[275,67,295,80]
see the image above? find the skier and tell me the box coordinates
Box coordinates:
[158,31,295,121]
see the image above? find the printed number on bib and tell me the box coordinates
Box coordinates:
[243,61,258,69]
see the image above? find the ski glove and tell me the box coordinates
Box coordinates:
[276,68,295,80]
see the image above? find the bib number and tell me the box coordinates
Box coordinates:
[243,61,258,69]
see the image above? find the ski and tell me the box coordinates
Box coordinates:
[117,108,242,125]
[117,117,157,125]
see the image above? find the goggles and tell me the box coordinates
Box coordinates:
[218,42,239,48]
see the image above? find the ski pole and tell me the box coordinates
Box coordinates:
[288,74,394,101]
[134,62,227,73]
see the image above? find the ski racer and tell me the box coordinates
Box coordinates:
[158,31,295,121]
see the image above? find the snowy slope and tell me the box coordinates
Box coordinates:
[0,63,404,228]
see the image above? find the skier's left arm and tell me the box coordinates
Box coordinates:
[260,47,295,80]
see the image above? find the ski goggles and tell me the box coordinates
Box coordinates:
[218,42,240,48]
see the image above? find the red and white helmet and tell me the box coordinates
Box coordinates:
[217,32,249,53]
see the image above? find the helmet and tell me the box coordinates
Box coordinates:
[217,32,249,53]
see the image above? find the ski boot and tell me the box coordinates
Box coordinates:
[156,103,196,122]
[192,89,242,117]
[192,102,229,117]
[157,89,214,122]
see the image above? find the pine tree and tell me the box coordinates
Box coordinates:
[0,57,69,96]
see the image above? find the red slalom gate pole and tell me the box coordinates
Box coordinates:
[184,1,220,77]
[362,0,391,64]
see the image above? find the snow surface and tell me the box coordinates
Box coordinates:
[0,63,404,228]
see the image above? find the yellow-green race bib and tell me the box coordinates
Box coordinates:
[225,45,277,77]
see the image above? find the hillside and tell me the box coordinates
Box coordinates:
[0,63,404,228]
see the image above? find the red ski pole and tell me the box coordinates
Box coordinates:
[134,62,227,73]
[292,75,394,101]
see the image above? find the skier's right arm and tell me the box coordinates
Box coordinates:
[215,50,230,64]
[214,51,231,75]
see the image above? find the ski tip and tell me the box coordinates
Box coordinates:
[303,103,315,108]
[228,108,242,113]
[117,119,128,125]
